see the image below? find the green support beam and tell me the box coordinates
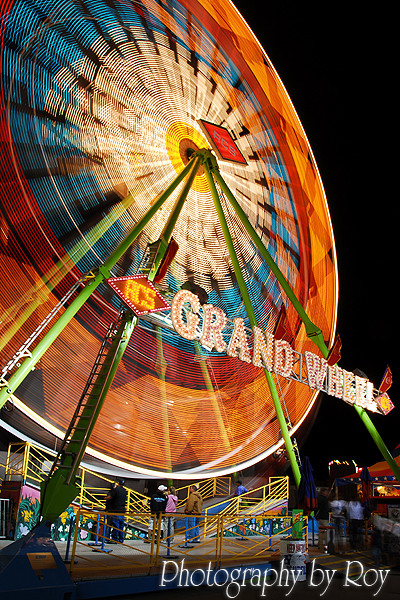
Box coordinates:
[40,311,137,522]
[204,150,400,484]
[0,158,196,411]
[209,157,327,355]
[202,156,302,488]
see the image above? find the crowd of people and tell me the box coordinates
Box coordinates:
[316,488,374,554]
[102,478,252,545]
[103,480,205,546]
[99,479,398,566]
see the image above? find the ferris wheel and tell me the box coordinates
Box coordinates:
[0,0,337,480]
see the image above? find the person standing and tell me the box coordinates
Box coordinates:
[234,480,249,539]
[316,488,330,526]
[330,494,346,553]
[347,495,365,551]
[105,478,127,543]
[147,484,168,542]
[316,488,330,550]
[165,486,178,543]
[104,482,116,540]
[180,484,203,547]
[235,480,248,496]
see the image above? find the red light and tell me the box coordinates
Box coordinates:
[107,275,170,316]
[199,120,247,164]
[376,392,395,415]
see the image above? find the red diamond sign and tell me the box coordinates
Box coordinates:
[107,275,170,316]
[375,392,395,415]
[199,120,247,165]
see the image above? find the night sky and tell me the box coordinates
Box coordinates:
[233,1,398,480]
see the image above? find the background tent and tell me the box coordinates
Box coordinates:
[337,448,400,485]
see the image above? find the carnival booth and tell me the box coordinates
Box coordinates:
[336,445,400,519]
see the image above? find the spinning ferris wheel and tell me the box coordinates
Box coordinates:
[0,0,337,482]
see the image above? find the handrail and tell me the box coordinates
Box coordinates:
[175,476,231,508]
[68,507,307,574]
[203,476,289,524]
[0,441,231,515]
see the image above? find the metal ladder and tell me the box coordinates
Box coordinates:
[46,310,127,484]
[137,240,161,275]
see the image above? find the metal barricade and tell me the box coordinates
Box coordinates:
[67,508,309,578]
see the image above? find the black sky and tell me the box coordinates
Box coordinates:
[233,1,399,479]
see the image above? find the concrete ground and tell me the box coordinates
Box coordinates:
[1,535,399,600]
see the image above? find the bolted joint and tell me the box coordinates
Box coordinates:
[97,264,112,280]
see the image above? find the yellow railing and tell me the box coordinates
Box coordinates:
[2,442,154,513]
[1,441,288,539]
[68,507,307,577]
[203,476,289,536]
[4,442,31,480]
[175,477,231,508]
[76,469,150,512]
[1,442,232,515]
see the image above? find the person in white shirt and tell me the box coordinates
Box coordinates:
[347,495,365,551]
[330,496,346,552]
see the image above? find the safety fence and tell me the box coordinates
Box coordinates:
[0,442,232,514]
[203,476,289,535]
[67,508,307,578]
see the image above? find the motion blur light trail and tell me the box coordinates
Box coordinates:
[0,0,337,477]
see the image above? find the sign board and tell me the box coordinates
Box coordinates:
[169,289,394,415]
[199,120,247,164]
[107,275,170,316]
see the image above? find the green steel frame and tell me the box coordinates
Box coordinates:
[0,147,398,522]
[40,154,203,520]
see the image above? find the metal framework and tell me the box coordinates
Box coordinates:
[1,148,399,524]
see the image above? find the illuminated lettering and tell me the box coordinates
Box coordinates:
[107,275,170,316]
[305,352,327,389]
[126,280,157,310]
[376,392,395,415]
[167,290,386,415]
[170,290,200,341]
[252,327,274,370]
[227,318,251,363]
[200,304,227,353]
[274,339,294,377]
[327,364,343,398]
[355,376,374,410]
[342,370,356,404]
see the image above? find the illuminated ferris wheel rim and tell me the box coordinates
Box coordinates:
[0,0,338,477]
[9,388,319,479]
[3,0,331,280]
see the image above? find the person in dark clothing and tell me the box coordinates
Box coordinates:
[316,488,330,550]
[146,485,168,542]
[105,479,127,543]
[104,482,116,539]
[316,488,330,524]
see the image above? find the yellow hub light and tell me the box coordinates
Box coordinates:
[166,122,210,193]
